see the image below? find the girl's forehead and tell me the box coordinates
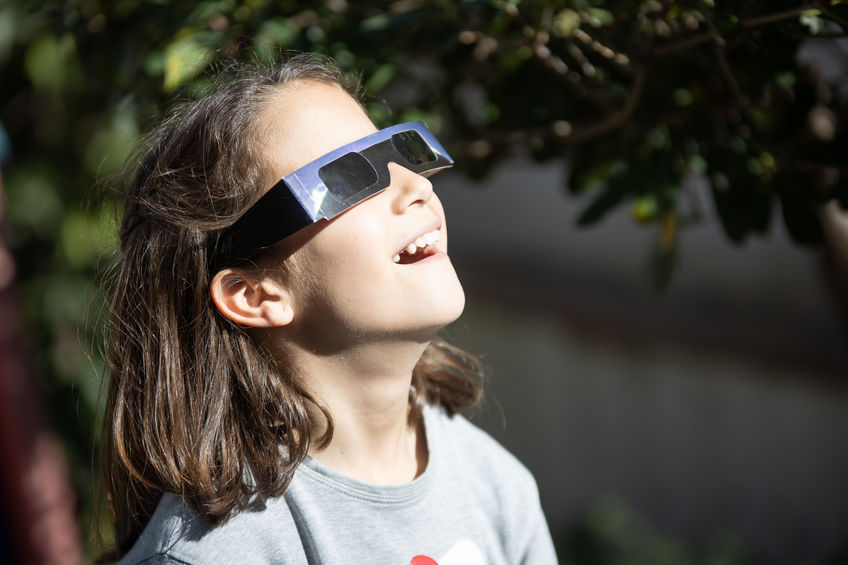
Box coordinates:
[260,81,377,178]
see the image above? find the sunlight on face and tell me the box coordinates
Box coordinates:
[257,81,465,350]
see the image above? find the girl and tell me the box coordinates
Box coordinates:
[101,54,556,565]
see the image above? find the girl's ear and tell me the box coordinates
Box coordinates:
[210,268,294,328]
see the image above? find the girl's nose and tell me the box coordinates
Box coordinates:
[387,162,434,213]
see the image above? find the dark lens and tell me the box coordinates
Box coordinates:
[318,152,379,200]
[391,131,436,166]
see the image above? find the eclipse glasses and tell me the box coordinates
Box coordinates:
[210,121,453,273]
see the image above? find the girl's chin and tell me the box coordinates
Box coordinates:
[426,289,467,330]
[395,292,466,341]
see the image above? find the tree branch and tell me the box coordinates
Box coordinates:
[565,64,647,143]
[652,1,839,57]
[652,30,720,57]
[708,19,748,107]
[741,4,824,28]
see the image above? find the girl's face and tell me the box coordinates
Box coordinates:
[258,81,465,349]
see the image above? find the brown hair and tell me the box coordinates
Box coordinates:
[99,54,483,560]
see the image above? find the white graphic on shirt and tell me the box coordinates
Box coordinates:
[439,539,485,565]
[410,539,485,565]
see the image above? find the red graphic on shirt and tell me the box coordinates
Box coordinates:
[410,556,439,565]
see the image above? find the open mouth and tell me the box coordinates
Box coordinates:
[392,229,441,264]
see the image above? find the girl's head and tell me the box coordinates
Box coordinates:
[101,55,482,557]
[210,78,466,352]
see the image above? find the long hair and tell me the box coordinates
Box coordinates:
[99,55,483,560]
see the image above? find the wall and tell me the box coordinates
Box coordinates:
[437,158,848,564]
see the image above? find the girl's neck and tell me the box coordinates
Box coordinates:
[285,340,430,484]
[310,402,428,485]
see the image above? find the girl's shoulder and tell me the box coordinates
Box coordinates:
[424,405,539,497]
[119,493,308,565]
[424,406,557,562]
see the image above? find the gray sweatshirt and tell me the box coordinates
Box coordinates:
[121,406,557,565]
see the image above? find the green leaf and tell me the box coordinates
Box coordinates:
[577,177,630,226]
[23,32,81,96]
[585,7,614,26]
[710,175,750,243]
[60,207,116,268]
[729,136,746,154]
[4,163,63,242]
[779,186,823,246]
[399,108,441,130]
[186,1,239,23]
[0,6,15,65]
[144,51,165,77]
[799,13,823,35]
[687,155,707,175]
[750,188,772,234]
[552,9,581,37]
[162,31,218,92]
[361,13,390,32]
[42,273,90,328]
[330,44,356,70]
[84,100,139,175]
[774,71,795,90]
[632,195,658,222]
[254,18,300,55]
[366,101,392,127]
[572,158,628,193]
[673,88,693,107]
[364,64,396,95]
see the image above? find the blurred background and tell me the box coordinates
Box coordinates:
[2,0,848,563]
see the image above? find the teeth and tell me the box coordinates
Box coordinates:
[394,229,442,262]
